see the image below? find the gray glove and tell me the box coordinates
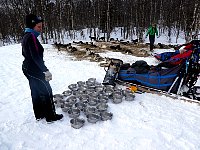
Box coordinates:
[44,71,52,81]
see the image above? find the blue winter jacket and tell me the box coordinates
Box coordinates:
[22,29,48,76]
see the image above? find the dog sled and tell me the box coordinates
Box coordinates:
[102,44,200,100]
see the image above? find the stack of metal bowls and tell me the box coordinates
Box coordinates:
[53,78,136,129]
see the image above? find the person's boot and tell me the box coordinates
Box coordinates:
[46,114,63,123]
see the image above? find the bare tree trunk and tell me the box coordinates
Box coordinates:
[106,0,111,41]
[175,0,183,43]
[191,2,199,40]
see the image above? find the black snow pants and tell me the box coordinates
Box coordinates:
[22,67,56,120]
[149,35,155,51]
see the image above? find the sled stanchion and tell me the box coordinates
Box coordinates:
[177,77,184,95]
[167,76,179,93]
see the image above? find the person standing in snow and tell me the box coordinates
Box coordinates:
[146,23,158,51]
[21,14,63,123]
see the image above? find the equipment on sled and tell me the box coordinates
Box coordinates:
[118,61,185,93]
[154,40,200,67]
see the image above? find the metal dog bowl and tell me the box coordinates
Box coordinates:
[104,85,114,90]
[77,86,87,92]
[55,102,63,107]
[75,102,86,111]
[62,90,72,96]
[88,78,96,83]
[77,81,85,87]
[53,96,61,103]
[88,97,98,106]
[84,106,98,115]
[114,89,123,95]
[95,82,101,86]
[85,88,95,95]
[112,93,123,104]
[95,85,104,93]
[67,108,80,118]
[66,96,77,105]
[68,84,78,91]
[53,94,64,99]
[98,95,109,103]
[53,94,64,103]
[61,104,71,112]
[78,94,89,99]
[124,92,135,101]
[104,89,113,96]
[74,90,85,95]
[100,112,113,121]
[78,94,89,103]
[61,107,69,112]
[61,103,73,112]
[96,103,108,111]
[89,91,99,97]
[54,98,64,107]
[70,118,85,129]
[112,98,123,104]
[86,113,100,123]
[86,81,94,86]
[87,84,96,89]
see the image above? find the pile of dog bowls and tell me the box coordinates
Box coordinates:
[53,78,135,129]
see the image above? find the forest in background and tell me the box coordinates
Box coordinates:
[0,0,199,45]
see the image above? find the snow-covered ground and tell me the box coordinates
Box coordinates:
[0,41,200,150]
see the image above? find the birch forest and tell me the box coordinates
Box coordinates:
[0,0,199,44]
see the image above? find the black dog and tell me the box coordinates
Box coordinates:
[89,36,96,41]
[158,43,164,48]
[110,45,121,50]
[110,38,114,41]
[99,37,105,41]
[132,39,138,44]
